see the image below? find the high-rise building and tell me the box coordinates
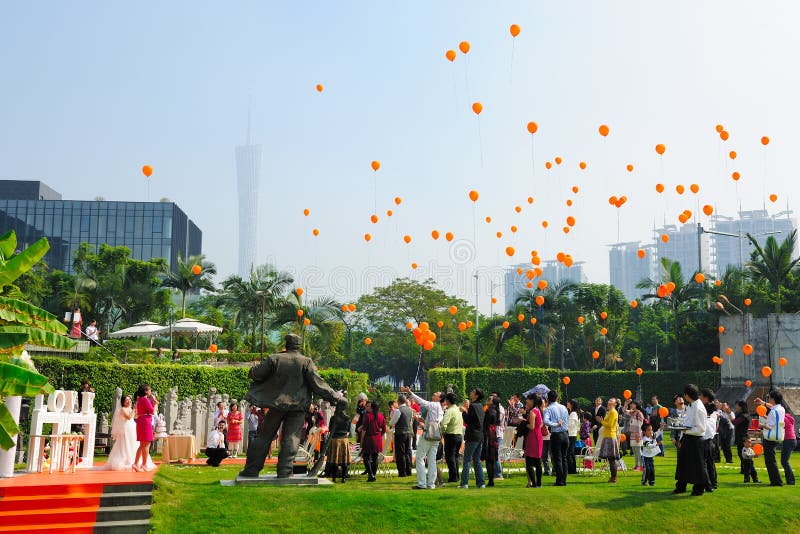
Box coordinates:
[0,180,201,274]
[710,210,797,276]
[235,136,262,277]
[654,222,710,275]
[503,260,587,312]
[608,241,655,301]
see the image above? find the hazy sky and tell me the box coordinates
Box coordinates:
[2,1,799,311]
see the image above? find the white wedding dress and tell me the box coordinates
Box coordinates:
[103,407,156,471]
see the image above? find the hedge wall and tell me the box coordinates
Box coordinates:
[428,367,720,405]
[32,357,369,415]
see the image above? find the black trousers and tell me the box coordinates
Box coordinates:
[743,458,759,482]
[394,433,412,476]
[206,447,229,467]
[525,456,542,487]
[567,436,577,474]
[764,440,783,485]
[704,439,717,489]
[542,439,551,474]
[719,430,733,462]
[364,452,379,478]
[444,434,462,482]
[550,431,569,485]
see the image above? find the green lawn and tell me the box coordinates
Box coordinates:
[151,447,800,534]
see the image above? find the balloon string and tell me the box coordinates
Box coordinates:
[509,40,515,85]
[464,57,471,102]
[477,117,484,169]
[373,176,377,214]
[530,137,536,197]
[617,210,621,243]
[472,203,478,264]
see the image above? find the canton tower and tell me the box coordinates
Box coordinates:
[235,116,262,276]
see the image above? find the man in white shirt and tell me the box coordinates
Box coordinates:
[701,389,719,491]
[85,320,100,344]
[673,384,709,496]
[402,386,443,490]
[206,421,229,467]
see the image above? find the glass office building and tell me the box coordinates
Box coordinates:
[0,181,202,274]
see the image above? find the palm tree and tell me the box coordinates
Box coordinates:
[637,257,705,370]
[219,264,293,352]
[161,254,217,317]
[270,293,342,356]
[747,230,799,313]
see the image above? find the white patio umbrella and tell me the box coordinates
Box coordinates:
[155,318,223,349]
[108,321,167,339]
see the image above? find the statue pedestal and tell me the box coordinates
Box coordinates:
[222,475,334,487]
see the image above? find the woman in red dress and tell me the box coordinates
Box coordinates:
[226,403,244,457]
[357,401,386,482]
[134,384,157,472]
[524,395,545,487]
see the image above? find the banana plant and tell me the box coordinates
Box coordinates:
[0,231,71,450]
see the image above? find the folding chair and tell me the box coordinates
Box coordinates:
[376,429,395,478]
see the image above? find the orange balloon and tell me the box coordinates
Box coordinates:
[449,305,458,315]
[769,194,778,203]
[530,317,537,325]
[555,156,563,165]
[297,309,304,317]
[745,380,752,388]
[661,234,669,243]
[655,183,665,193]
[779,357,788,367]
[703,205,713,216]
[191,264,202,275]
[386,209,393,217]
[370,214,379,224]
[620,433,627,443]
[753,443,764,456]
[626,164,634,172]
[315,84,323,93]
[729,150,737,160]
[406,322,414,330]
[598,124,610,137]
[469,190,479,202]
[545,161,552,169]
[445,232,454,242]
[732,171,741,181]
[410,262,418,270]
[756,405,767,417]
[514,205,522,213]
[510,24,521,37]
[459,41,470,54]
[348,303,356,312]
[636,367,643,376]
[303,208,310,216]
[445,49,456,62]
[502,321,510,329]
[403,235,412,244]
[142,165,153,177]
[579,161,587,170]
[538,280,548,290]
[527,196,534,204]
[394,197,402,205]
[566,199,573,207]
[562,376,570,385]
[718,326,725,333]
[623,389,632,400]
[541,220,549,228]
[743,344,753,355]
[659,406,669,418]
[690,184,699,194]
[655,143,666,155]
[600,327,608,336]
[571,186,579,194]
[466,320,473,328]
[578,316,585,324]
[694,273,705,284]
[364,337,372,346]
[364,233,372,242]
[472,102,483,115]
[209,343,218,353]
[720,130,729,141]
[458,321,467,332]
[725,347,733,355]
[535,295,545,306]
[312,228,319,236]
[600,311,608,320]
[744,298,752,306]
[296,287,304,296]
[496,231,503,239]
[715,124,724,133]
[510,225,518,233]
[566,216,576,227]
[517,313,525,322]
[371,160,380,171]
[505,246,516,257]
[676,184,685,195]
[431,230,440,240]
[303,318,311,326]
[636,249,645,259]
[761,136,770,146]
[485,216,492,223]
[436,320,444,329]
[592,350,600,360]
[630,300,638,308]
[491,297,497,304]
[527,121,538,134]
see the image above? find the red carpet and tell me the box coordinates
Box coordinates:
[0,467,155,533]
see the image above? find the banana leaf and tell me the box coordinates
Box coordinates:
[0,360,55,398]
[0,326,75,351]
[0,297,68,334]
[0,333,28,355]
[0,231,16,262]
[0,237,49,287]
[0,402,18,450]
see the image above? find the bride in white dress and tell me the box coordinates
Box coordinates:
[104,395,155,471]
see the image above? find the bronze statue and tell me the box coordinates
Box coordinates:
[239,333,346,478]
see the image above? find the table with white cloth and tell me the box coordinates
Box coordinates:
[160,434,197,463]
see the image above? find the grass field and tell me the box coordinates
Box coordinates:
[151,447,800,534]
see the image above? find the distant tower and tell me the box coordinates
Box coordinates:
[235,114,262,277]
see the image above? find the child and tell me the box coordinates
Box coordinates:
[640,422,660,486]
[327,403,352,483]
[580,412,593,447]
[741,437,761,483]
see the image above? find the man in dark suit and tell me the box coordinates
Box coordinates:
[591,396,606,446]
[239,334,346,478]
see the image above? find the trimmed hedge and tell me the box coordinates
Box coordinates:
[87,347,263,365]
[33,357,369,415]
[428,367,720,405]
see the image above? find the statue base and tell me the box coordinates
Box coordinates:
[223,475,334,487]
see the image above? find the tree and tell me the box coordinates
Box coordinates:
[161,253,217,318]
[747,229,799,313]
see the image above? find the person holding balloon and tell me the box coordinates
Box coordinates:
[725,400,751,474]
[673,384,709,496]
[740,436,762,483]
[755,390,786,486]
[598,398,621,483]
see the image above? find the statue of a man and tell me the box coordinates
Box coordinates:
[239,333,347,478]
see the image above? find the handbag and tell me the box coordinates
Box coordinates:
[423,420,442,441]
[763,409,785,441]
